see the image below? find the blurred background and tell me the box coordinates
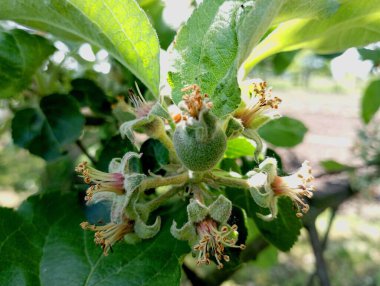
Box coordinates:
[1,0,380,285]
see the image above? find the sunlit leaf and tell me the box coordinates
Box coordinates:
[225,137,255,159]
[0,0,160,95]
[244,0,380,75]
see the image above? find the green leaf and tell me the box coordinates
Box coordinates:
[358,48,380,66]
[168,0,240,117]
[0,29,55,98]
[139,0,175,50]
[168,0,283,117]
[236,0,285,66]
[40,94,85,145]
[225,137,255,159]
[8,192,190,286]
[226,188,302,251]
[259,116,307,147]
[12,94,85,161]
[0,0,160,95]
[97,135,137,172]
[11,108,62,160]
[140,138,169,174]
[40,156,75,193]
[361,79,380,124]
[244,0,380,74]
[70,78,111,115]
[272,51,298,75]
[320,159,354,173]
[0,208,42,286]
[275,0,340,23]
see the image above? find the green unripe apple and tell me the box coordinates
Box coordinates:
[173,110,227,171]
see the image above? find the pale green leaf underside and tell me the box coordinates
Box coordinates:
[0,0,160,96]
[0,29,55,98]
[168,0,283,117]
[274,0,340,24]
[244,0,380,75]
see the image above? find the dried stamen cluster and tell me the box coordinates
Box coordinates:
[193,218,245,269]
[80,218,134,255]
[178,84,213,120]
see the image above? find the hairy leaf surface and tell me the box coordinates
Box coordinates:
[168,0,283,117]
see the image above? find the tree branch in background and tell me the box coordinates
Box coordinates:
[75,140,97,165]
[306,223,331,286]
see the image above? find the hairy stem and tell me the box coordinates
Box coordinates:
[141,172,189,190]
[145,186,182,211]
[206,172,249,189]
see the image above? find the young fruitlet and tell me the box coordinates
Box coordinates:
[173,85,227,171]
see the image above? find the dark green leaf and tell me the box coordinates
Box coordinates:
[220,158,242,174]
[358,48,380,66]
[0,29,55,98]
[70,78,111,115]
[0,208,42,286]
[97,135,137,172]
[226,189,302,251]
[272,51,298,75]
[225,137,255,159]
[259,116,308,147]
[40,156,75,193]
[12,108,62,160]
[361,79,380,124]
[40,94,85,145]
[0,0,160,95]
[320,159,354,173]
[140,138,169,174]
[12,94,85,160]
[13,192,190,286]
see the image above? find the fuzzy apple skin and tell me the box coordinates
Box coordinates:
[173,123,227,171]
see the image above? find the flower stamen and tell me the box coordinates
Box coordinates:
[271,161,315,217]
[80,217,134,256]
[75,162,124,202]
[193,218,245,269]
[234,80,281,129]
[180,84,212,120]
